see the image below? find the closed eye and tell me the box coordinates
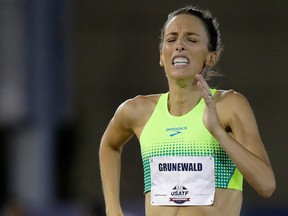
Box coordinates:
[166,38,176,42]
[187,38,198,43]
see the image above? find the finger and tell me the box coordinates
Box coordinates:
[196,74,212,99]
[196,74,210,90]
[202,93,214,104]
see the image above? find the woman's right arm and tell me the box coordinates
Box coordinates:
[99,101,135,216]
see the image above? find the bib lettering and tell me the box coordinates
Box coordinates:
[150,156,215,206]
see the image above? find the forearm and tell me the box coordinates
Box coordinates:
[212,128,276,197]
[99,144,124,216]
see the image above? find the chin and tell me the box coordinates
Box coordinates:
[170,71,194,79]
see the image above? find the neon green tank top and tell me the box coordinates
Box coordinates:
[139,90,243,194]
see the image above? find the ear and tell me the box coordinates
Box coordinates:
[159,50,164,67]
[205,52,218,67]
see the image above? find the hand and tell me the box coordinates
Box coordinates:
[196,74,222,134]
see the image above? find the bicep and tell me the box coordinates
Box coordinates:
[229,93,270,164]
[100,102,135,151]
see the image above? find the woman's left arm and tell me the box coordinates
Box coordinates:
[196,74,276,198]
[213,92,276,198]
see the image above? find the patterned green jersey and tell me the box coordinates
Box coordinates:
[139,90,243,194]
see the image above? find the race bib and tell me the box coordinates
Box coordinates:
[150,156,215,206]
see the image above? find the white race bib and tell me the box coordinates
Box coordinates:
[150,156,215,206]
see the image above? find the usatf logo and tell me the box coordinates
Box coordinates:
[169,185,190,204]
[166,126,188,137]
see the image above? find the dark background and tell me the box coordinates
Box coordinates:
[0,0,287,215]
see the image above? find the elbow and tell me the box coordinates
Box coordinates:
[261,187,276,198]
[259,180,276,198]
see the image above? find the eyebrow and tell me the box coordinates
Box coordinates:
[165,32,200,37]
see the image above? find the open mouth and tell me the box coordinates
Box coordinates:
[172,56,189,66]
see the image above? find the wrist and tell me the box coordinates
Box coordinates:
[210,126,227,140]
[106,209,124,216]
[105,204,124,216]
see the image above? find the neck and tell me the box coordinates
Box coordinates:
[167,81,202,116]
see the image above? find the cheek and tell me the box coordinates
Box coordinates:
[161,50,172,65]
[190,49,208,63]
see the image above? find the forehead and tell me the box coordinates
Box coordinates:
[165,14,207,36]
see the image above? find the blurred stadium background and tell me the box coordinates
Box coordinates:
[0,0,287,215]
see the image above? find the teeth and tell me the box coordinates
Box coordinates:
[173,57,189,65]
[174,62,187,66]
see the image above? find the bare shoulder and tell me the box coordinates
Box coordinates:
[116,94,161,130]
[215,89,250,108]
[124,94,160,108]
[215,89,254,129]
[120,94,160,115]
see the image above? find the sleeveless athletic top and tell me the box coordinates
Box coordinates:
[139,90,243,194]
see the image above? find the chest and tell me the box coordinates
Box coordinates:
[140,103,221,158]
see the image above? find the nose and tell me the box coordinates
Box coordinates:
[175,39,185,52]
[176,47,185,51]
